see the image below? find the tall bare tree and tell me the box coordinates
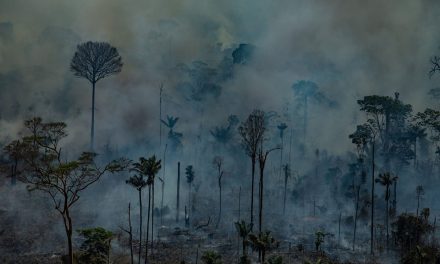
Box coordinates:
[213,156,224,228]
[70,41,123,150]
[3,117,126,264]
[238,110,265,229]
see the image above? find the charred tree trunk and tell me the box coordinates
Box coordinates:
[145,186,151,264]
[62,205,74,264]
[217,177,222,228]
[151,182,155,258]
[250,156,256,230]
[371,141,375,255]
[128,203,134,264]
[353,186,360,251]
[176,162,180,223]
[139,189,143,264]
[386,186,390,252]
[91,81,96,150]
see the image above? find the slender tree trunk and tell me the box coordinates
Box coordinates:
[217,181,222,228]
[159,87,162,148]
[91,81,96,150]
[303,96,308,142]
[145,186,151,264]
[63,206,74,264]
[386,190,389,252]
[279,134,284,184]
[393,180,397,214]
[238,187,241,220]
[414,138,417,168]
[338,212,342,249]
[283,166,288,215]
[161,145,167,225]
[139,189,143,264]
[128,203,134,264]
[151,182,155,258]
[417,195,420,217]
[353,186,360,251]
[176,162,180,223]
[250,157,256,230]
[259,165,264,233]
[188,184,191,223]
[371,141,375,255]
[242,239,246,256]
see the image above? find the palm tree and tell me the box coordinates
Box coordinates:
[375,172,398,251]
[161,115,179,133]
[126,159,149,264]
[144,156,161,264]
[234,221,253,261]
[201,250,222,264]
[248,231,279,263]
[185,165,195,224]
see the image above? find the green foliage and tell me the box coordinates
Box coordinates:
[392,213,434,254]
[127,155,162,189]
[248,231,279,263]
[235,220,253,239]
[77,227,113,264]
[314,230,330,252]
[267,255,283,264]
[201,250,222,264]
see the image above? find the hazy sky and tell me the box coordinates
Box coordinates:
[1,0,440,154]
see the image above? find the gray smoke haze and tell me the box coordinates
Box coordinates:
[1,0,439,153]
[2,0,440,258]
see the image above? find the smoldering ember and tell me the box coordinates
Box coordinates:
[1,1,440,264]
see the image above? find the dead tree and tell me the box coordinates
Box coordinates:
[213,156,224,228]
[120,203,134,264]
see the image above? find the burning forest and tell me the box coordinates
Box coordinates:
[1,1,440,263]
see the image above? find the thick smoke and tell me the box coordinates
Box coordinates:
[1,0,440,259]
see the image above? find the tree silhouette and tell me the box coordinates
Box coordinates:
[126,158,149,264]
[248,231,278,263]
[213,156,224,228]
[144,156,161,263]
[282,164,291,215]
[349,122,377,255]
[234,220,253,261]
[238,110,265,229]
[161,115,183,151]
[4,117,126,264]
[210,115,239,145]
[277,122,287,186]
[185,164,195,224]
[375,172,398,251]
[70,41,123,150]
